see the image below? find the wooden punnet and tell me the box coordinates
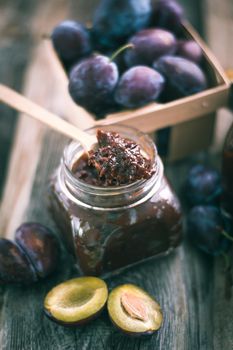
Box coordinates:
[49,21,230,161]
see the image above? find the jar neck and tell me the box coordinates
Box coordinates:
[59,125,162,210]
[59,156,163,210]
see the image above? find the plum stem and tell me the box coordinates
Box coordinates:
[219,228,233,242]
[110,44,134,62]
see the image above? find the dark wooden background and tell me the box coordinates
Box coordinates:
[0,1,232,349]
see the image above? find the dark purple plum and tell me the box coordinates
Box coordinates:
[51,20,91,67]
[0,239,37,284]
[124,29,176,67]
[186,206,230,255]
[69,55,119,117]
[184,165,221,207]
[15,223,60,279]
[154,56,207,99]
[114,66,165,108]
[92,0,152,50]
[151,0,184,34]
[177,40,202,63]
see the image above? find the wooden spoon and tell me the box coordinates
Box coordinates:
[0,84,96,152]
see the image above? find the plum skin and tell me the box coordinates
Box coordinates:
[92,0,152,50]
[0,239,37,284]
[124,29,177,67]
[44,306,104,327]
[177,40,202,63]
[186,206,230,256]
[114,66,165,108]
[69,55,119,116]
[51,20,91,66]
[184,164,221,207]
[154,55,207,98]
[15,222,60,278]
[151,0,184,33]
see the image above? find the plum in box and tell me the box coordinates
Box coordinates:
[48,14,230,161]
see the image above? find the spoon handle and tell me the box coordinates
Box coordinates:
[0,84,95,151]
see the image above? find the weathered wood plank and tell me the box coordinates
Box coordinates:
[0,0,37,197]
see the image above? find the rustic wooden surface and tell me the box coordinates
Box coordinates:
[0,0,35,196]
[0,1,232,349]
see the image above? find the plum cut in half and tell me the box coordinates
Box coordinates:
[107,284,163,336]
[44,277,108,326]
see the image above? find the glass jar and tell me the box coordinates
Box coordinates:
[222,122,233,219]
[49,125,183,276]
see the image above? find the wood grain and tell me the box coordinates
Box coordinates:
[0,0,36,197]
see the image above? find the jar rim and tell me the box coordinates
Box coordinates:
[62,124,158,194]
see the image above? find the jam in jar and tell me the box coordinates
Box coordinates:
[49,125,183,276]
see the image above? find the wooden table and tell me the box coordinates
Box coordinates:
[0,1,232,349]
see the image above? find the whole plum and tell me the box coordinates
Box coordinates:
[154,56,207,99]
[51,20,91,67]
[186,206,230,256]
[0,239,37,284]
[15,223,60,279]
[114,66,165,108]
[151,0,184,33]
[125,29,176,67]
[177,40,202,63]
[184,164,221,207]
[69,55,119,117]
[92,0,152,50]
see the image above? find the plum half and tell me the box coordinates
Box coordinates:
[44,277,108,326]
[107,284,163,336]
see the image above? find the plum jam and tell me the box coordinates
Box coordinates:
[73,129,156,186]
[222,123,233,219]
[49,125,183,276]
